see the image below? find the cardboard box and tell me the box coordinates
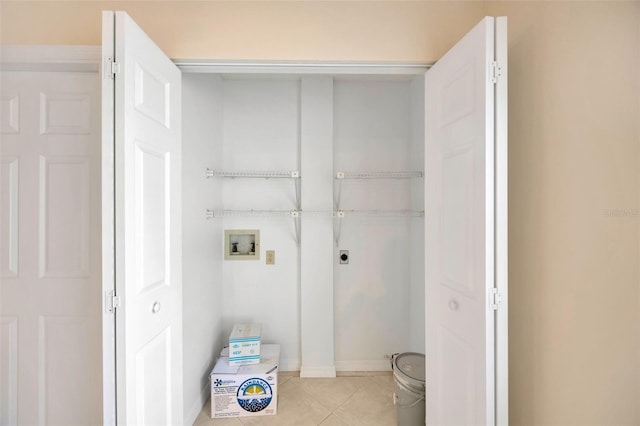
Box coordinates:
[229,323,262,366]
[211,344,280,419]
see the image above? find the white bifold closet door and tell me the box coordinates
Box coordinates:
[0,62,102,426]
[425,16,508,426]
[102,11,183,425]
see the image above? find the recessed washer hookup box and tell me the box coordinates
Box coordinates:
[210,344,280,419]
[229,323,261,366]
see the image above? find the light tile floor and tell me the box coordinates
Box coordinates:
[193,372,398,426]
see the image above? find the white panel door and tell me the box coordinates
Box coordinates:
[425,16,508,425]
[102,11,183,425]
[0,70,102,424]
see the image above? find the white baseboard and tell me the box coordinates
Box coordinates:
[335,360,392,372]
[184,384,210,426]
[300,365,337,378]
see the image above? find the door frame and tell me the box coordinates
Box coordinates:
[171,57,508,425]
[494,17,509,426]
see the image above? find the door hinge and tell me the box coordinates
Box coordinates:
[490,61,502,84]
[489,288,502,310]
[105,58,120,79]
[106,290,121,314]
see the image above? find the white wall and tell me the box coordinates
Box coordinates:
[300,76,335,377]
[183,74,425,378]
[182,74,225,424]
[333,77,423,369]
[220,78,301,371]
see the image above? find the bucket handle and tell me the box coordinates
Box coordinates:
[396,395,425,409]
[390,352,400,370]
[394,374,425,408]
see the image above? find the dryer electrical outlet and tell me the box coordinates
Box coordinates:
[339,250,349,264]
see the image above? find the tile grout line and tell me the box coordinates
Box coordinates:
[327,376,381,426]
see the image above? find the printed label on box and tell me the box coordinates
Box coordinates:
[229,324,261,366]
[210,344,279,418]
[236,377,273,412]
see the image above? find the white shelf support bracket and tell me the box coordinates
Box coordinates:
[334,173,344,211]
[294,178,301,211]
[333,210,345,246]
[290,210,301,246]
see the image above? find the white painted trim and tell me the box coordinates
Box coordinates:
[0,45,100,72]
[174,59,431,75]
[494,16,509,426]
[483,17,497,426]
[0,47,429,75]
[299,366,337,378]
[335,360,392,372]
[101,12,117,426]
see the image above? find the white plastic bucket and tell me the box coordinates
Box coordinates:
[392,352,425,426]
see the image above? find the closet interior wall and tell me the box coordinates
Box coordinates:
[182,74,225,415]
[332,76,425,370]
[220,76,302,371]
[181,72,425,380]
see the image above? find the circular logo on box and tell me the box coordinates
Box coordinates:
[237,378,273,412]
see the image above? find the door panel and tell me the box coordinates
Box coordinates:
[104,10,183,425]
[39,93,92,135]
[39,157,91,278]
[0,316,18,425]
[135,328,172,425]
[38,316,90,424]
[133,64,171,127]
[425,16,502,425]
[437,325,475,425]
[0,156,18,278]
[0,94,20,134]
[135,143,169,292]
[441,145,474,296]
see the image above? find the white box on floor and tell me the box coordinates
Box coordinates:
[229,323,262,366]
[211,344,279,418]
